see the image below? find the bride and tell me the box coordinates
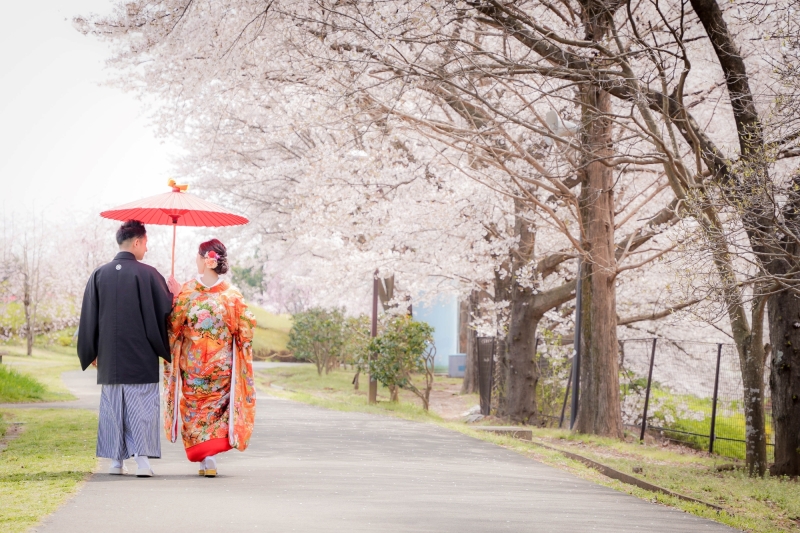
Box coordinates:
[163,239,256,477]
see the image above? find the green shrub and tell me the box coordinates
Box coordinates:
[54,327,77,347]
[368,316,435,410]
[287,308,345,375]
[342,315,372,369]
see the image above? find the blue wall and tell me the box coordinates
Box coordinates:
[414,293,460,370]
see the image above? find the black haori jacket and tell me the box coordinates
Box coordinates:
[77,251,173,384]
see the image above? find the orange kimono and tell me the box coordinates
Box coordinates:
[164,279,256,462]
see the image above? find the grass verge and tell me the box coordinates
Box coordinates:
[1,345,81,402]
[0,408,98,533]
[258,364,474,421]
[257,366,800,533]
[0,366,47,403]
[249,305,292,355]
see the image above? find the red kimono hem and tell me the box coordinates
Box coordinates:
[185,437,233,462]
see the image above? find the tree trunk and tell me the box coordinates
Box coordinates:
[768,292,800,476]
[689,0,773,476]
[314,345,323,375]
[501,199,540,424]
[460,290,480,395]
[23,269,33,356]
[504,296,540,424]
[742,341,768,477]
[737,294,769,476]
[766,176,800,477]
[493,264,513,416]
[389,385,399,402]
[575,80,623,438]
[727,299,768,477]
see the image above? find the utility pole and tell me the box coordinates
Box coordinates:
[369,271,379,404]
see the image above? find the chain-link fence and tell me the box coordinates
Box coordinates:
[615,339,773,461]
[489,337,774,461]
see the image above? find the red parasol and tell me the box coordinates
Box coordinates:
[100,180,249,276]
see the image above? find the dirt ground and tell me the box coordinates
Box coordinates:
[424,377,480,421]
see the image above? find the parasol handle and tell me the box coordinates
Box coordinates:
[171,218,178,278]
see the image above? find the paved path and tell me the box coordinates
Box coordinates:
[24,370,737,532]
[0,363,298,410]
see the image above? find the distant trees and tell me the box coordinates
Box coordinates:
[230,265,266,303]
[1,216,52,355]
[0,212,120,353]
[18,225,44,356]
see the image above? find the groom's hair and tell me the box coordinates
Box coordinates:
[116,220,147,245]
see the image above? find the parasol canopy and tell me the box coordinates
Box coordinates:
[100,180,249,276]
[100,180,248,227]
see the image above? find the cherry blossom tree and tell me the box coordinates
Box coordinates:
[79,0,781,446]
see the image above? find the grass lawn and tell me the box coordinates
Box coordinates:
[248,305,292,356]
[1,344,81,402]
[248,306,292,332]
[257,365,800,533]
[0,408,97,533]
[257,364,475,421]
[0,366,48,403]
[0,344,98,532]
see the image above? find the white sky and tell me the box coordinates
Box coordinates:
[0,1,218,279]
[0,0,180,219]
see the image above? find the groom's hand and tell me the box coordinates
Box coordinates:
[91,358,97,368]
[167,276,181,297]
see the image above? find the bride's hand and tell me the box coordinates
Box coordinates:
[167,276,182,297]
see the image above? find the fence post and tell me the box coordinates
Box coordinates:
[709,343,723,454]
[559,359,573,428]
[639,338,658,441]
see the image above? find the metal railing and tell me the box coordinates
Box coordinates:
[485,337,774,460]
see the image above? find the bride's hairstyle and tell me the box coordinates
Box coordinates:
[198,239,229,275]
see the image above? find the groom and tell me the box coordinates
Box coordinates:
[78,220,180,477]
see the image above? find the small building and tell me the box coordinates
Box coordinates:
[414,292,465,372]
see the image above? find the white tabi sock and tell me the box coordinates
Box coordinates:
[111,459,123,469]
[202,456,217,470]
[134,454,151,471]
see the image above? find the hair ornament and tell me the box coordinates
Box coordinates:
[204,250,219,269]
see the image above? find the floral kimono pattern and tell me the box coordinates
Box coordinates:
[163,279,256,461]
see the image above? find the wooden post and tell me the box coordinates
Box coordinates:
[368,271,379,404]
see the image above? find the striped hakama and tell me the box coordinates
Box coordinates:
[97,383,161,460]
